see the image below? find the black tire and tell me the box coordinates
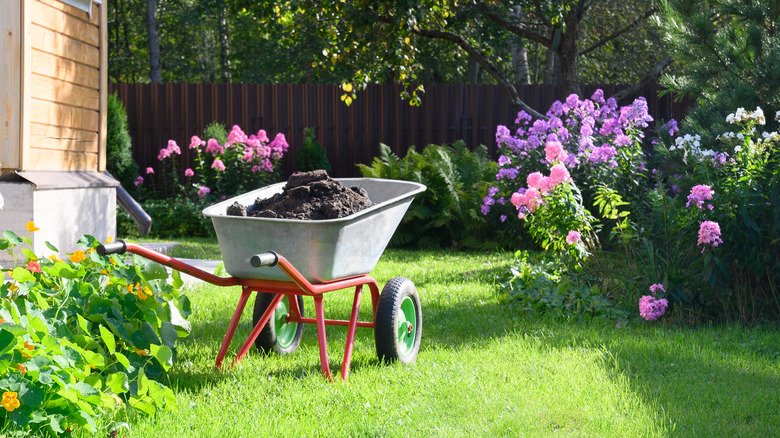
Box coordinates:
[375,277,422,364]
[252,293,304,355]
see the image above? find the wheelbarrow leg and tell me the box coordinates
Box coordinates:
[313,295,333,382]
[341,285,363,380]
[215,288,253,369]
[231,292,284,368]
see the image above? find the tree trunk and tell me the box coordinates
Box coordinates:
[558,7,582,97]
[218,2,232,82]
[145,0,161,83]
[511,40,531,84]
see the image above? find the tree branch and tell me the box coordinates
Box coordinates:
[413,27,546,119]
[610,56,673,104]
[581,8,657,57]
[475,1,552,47]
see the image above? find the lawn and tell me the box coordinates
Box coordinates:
[119,249,779,437]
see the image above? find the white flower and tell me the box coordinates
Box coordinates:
[693,140,700,147]
[737,133,745,140]
[775,110,780,121]
[763,131,771,139]
[726,113,735,123]
[735,145,743,152]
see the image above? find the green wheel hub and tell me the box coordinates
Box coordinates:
[397,296,417,357]
[274,297,298,349]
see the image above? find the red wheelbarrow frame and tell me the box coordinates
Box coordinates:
[99,241,379,381]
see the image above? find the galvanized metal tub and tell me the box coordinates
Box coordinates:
[202,178,426,283]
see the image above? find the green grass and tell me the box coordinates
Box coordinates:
[116,250,779,437]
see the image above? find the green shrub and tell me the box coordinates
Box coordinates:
[118,197,215,239]
[295,127,331,172]
[358,141,524,249]
[106,93,139,195]
[0,230,191,436]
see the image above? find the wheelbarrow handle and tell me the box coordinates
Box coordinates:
[250,251,279,268]
[96,240,127,256]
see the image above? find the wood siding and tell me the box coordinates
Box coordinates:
[0,1,22,171]
[1,0,106,173]
[111,83,694,178]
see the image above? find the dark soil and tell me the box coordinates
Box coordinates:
[226,170,374,220]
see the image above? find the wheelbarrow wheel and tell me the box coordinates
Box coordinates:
[252,293,304,355]
[375,277,422,364]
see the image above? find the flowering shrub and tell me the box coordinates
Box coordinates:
[490,92,780,323]
[485,90,653,260]
[0,226,191,435]
[639,284,669,321]
[127,122,289,238]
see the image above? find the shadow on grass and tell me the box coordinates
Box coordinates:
[512,319,780,437]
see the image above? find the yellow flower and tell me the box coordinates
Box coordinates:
[25,221,39,232]
[1,392,20,412]
[101,269,108,276]
[133,347,148,356]
[69,251,86,263]
[49,254,63,263]
[105,236,113,244]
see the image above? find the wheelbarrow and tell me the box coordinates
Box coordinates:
[97,178,426,381]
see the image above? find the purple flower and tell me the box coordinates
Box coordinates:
[487,187,499,197]
[686,185,714,209]
[134,176,144,186]
[197,186,211,198]
[500,215,507,223]
[566,230,581,245]
[205,138,223,155]
[498,155,511,166]
[639,295,668,321]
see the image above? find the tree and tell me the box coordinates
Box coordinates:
[234,0,671,116]
[146,0,162,83]
[654,0,780,138]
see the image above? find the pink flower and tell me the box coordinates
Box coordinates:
[544,140,567,163]
[135,176,144,186]
[255,129,269,143]
[190,135,205,149]
[184,168,194,178]
[639,295,668,321]
[157,147,171,161]
[167,140,181,155]
[510,192,525,208]
[524,188,542,213]
[527,172,543,189]
[205,138,223,155]
[686,184,714,209]
[197,186,211,198]
[211,159,226,171]
[538,176,553,195]
[566,230,581,245]
[227,125,248,145]
[698,220,723,250]
[26,261,41,273]
[146,167,155,175]
[549,163,571,186]
[649,283,665,296]
[242,148,254,161]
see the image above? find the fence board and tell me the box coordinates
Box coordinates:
[109,83,693,179]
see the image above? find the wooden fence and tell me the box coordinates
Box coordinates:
[109,83,693,178]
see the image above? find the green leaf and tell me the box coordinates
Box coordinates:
[75,381,100,398]
[83,350,106,369]
[11,267,36,283]
[159,321,178,348]
[100,325,116,354]
[0,239,9,250]
[50,415,65,433]
[171,269,183,289]
[141,262,169,281]
[114,351,130,371]
[0,329,17,354]
[19,384,44,407]
[77,314,90,334]
[150,344,173,371]
[21,248,37,261]
[45,241,59,252]
[76,234,98,250]
[106,372,129,394]
[3,230,23,245]
[46,262,79,279]
[129,395,156,415]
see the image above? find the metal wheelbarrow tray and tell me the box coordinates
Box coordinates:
[98,178,426,381]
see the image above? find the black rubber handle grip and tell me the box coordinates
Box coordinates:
[97,240,127,256]
[250,251,279,268]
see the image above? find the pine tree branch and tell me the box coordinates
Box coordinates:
[581,8,658,57]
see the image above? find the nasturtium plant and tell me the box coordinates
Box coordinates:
[0,228,191,436]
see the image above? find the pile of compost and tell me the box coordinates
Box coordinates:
[225,170,374,220]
